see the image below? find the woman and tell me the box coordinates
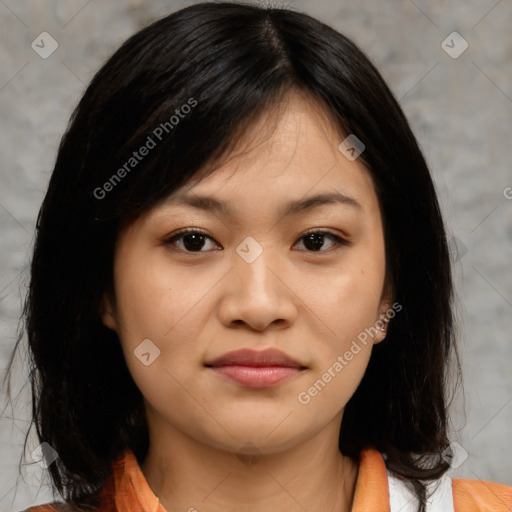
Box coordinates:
[5,2,511,511]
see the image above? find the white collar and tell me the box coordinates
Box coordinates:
[387,471,454,512]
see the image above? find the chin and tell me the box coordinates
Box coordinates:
[203,417,314,455]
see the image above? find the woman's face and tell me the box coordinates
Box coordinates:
[102,91,392,456]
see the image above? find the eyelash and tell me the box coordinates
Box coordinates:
[162,228,349,254]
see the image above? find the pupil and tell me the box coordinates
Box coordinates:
[304,233,324,251]
[183,233,205,251]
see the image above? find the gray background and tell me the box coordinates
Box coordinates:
[1,0,511,510]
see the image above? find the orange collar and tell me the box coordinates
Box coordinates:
[352,448,390,511]
[99,446,390,512]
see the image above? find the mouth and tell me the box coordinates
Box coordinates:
[204,348,307,389]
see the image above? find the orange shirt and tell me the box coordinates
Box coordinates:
[23,447,512,512]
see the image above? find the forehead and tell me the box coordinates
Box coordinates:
[163,92,378,215]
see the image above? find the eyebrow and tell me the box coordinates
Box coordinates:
[168,191,362,218]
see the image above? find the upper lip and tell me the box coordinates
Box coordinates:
[205,348,305,368]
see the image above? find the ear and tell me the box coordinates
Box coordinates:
[100,291,118,331]
[373,282,394,345]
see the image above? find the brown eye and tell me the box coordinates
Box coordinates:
[295,230,348,252]
[163,229,219,252]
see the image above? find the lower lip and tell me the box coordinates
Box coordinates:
[209,365,302,388]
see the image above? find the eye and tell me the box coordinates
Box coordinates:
[162,228,348,253]
[295,229,349,252]
[163,228,219,253]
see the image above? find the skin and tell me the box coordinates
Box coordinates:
[102,89,392,512]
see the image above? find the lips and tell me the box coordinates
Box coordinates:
[205,348,304,369]
[205,348,306,389]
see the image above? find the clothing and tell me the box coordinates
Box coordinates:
[22,447,512,511]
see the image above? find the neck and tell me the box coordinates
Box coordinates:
[140,413,358,512]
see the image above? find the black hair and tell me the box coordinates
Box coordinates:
[4,2,461,511]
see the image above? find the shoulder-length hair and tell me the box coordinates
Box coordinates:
[5,3,460,511]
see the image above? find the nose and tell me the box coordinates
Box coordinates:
[216,240,298,332]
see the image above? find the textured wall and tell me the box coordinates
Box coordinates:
[1,0,511,510]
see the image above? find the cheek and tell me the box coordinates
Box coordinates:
[333,265,383,338]
[294,269,382,416]
[113,245,212,344]
[112,243,237,415]
[295,242,385,387]
[297,345,372,416]
[302,246,385,342]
